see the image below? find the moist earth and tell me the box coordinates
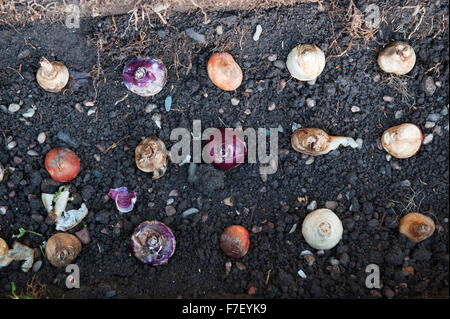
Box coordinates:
[0,0,449,298]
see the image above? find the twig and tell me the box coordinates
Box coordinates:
[104,135,130,153]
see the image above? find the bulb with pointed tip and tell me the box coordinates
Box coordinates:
[207,52,243,91]
[291,128,358,156]
[286,44,325,84]
[399,212,435,243]
[377,42,416,75]
[36,57,70,92]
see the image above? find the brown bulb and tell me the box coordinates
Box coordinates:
[45,233,82,268]
[220,225,249,258]
[207,52,243,91]
[399,212,435,243]
[135,137,168,179]
[381,123,423,159]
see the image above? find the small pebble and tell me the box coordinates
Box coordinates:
[395,110,403,119]
[423,134,433,145]
[87,108,96,116]
[185,28,206,43]
[351,105,360,113]
[7,141,17,150]
[305,157,314,165]
[383,95,394,102]
[244,109,251,115]
[425,121,436,129]
[166,198,174,205]
[216,25,223,35]
[181,208,199,218]
[84,101,95,107]
[267,54,277,62]
[253,25,262,41]
[231,98,240,106]
[297,269,307,279]
[0,206,7,215]
[94,154,101,162]
[8,103,21,113]
[373,74,381,82]
[223,196,235,207]
[273,60,285,69]
[268,102,276,111]
[145,103,157,113]
[27,150,39,156]
[164,96,172,112]
[307,200,317,211]
[169,190,178,197]
[306,98,316,108]
[165,205,176,216]
[74,103,83,113]
[32,260,43,273]
[325,201,338,210]
[37,132,46,144]
[21,106,36,118]
[427,113,441,122]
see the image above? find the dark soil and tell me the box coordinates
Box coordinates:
[0,0,449,299]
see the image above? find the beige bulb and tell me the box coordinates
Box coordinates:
[381,123,423,159]
[291,128,358,156]
[302,209,343,250]
[36,57,69,92]
[286,44,325,84]
[377,42,416,75]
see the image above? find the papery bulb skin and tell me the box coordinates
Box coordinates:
[131,221,176,265]
[45,233,82,268]
[291,128,358,156]
[381,123,423,159]
[207,52,243,91]
[123,57,167,97]
[205,128,247,170]
[36,57,70,92]
[399,212,435,243]
[108,187,137,213]
[220,225,250,258]
[135,137,168,179]
[286,44,325,82]
[45,147,81,182]
[377,42,416,75]
[302,209,343,250]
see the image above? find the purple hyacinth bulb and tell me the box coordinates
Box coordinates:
[122,57,167,97]
[108,187,137,213]
[131,221,176,265]
[204,128,247,170]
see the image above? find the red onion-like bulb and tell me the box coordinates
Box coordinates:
[131,221,176,265]
[204,128,247,170]
[122,57,167,97]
